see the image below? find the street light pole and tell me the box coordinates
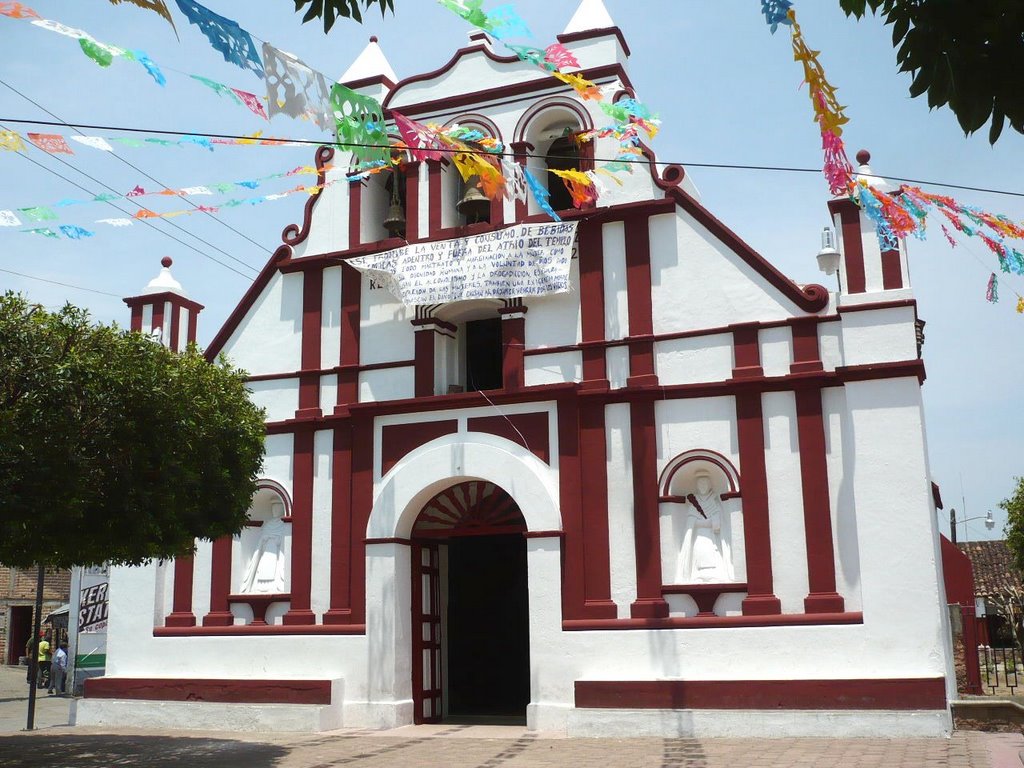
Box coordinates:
[949,508,995,545]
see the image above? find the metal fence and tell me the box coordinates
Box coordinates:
[979,645,1020,695]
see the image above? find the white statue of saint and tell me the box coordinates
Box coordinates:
[239,501,289,594]
[675,471,734,583]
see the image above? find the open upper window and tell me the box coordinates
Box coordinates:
[433,300,505,394]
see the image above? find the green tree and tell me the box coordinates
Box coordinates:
[1003,476,1024,573]
[0,292,266,569]
[840,0,1024,143]
[292,0,394,32]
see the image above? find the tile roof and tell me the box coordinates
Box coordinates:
[957,540,1023,597]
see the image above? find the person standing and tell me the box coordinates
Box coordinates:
[35,631,51,689]
[48,642,68,695]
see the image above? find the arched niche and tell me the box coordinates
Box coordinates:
[440,116,501,227]
[232,479,293,603]
[352,140,410,243]
[514,97,594,215]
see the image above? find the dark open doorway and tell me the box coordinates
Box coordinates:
[8,605,32,665]
[464,318,503,392]
[411,481,530,724]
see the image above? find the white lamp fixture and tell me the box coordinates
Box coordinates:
[816,226,840,276]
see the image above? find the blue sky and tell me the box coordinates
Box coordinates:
[1,0,1021,542]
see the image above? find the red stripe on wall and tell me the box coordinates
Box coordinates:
[624,215,657,386]
[337,263,362,410]
[283,428,316,625]
[85,677,332,705]
[881,247,903,290]
[629,399,669,618]
[165,557,196,628]
[298,268,324,417]
[578,219,608,387]
[325,423,354,624]
[578,401,616,616]
[348,180,362,249]
[202,537,233,627]
[574,677,947,710]
[829,199,866,294]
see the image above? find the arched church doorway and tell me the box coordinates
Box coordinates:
[411,480,530,724]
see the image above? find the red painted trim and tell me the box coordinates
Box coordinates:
[281,146,335,248]
[165,556,195,628]
[789,316,823,374]
[556,26,632,58]
[794,387,845,613]
[578,401,616,616]
[659,450,740,497]
[574,677,946,710]
[337,263,362,409]
[297,268,323,417]
[168,303,180,351]
[564,611,862,631]
[324,421,353,624]
[829,198,866,294]
[578,219,608,387]
[381,420,458,475]
[348,179,362,250]
[413,323,436,397]
[427,161,442,237]
[524,530,564,539]
[501,314,525,390]
[85,677,332,705]
[624,215,657,386]
[466,413,549,463]
[202,536,233,627]
[881,247,903,289]
[730,323,763,379]
[512,98,594,145]
[404,162,420,243]
[629,400,668,618]
[558,395,586,620]
[154,624,365,637]
[836,359,925,385]
[669,185,829,312]
[283,428,316,625]
[150,300,165,344]
[838,298,917,313]
[343,73,396,91]
[206,245,291,360]
[735,393,781,615]
[186,308,198,345]
[129,303,143,332]
[123,291,204,314]
[365,537,411,545]
[662,583,748,617]
[228,593,289,626]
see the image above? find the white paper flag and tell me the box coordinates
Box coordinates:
[71,136,114,152]
[180,186,213,196]
[0,210,22,227]
[95,218,133,227]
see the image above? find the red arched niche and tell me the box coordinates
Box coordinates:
[411,481,526,539]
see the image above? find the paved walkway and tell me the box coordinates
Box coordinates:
[1,668,1022,766]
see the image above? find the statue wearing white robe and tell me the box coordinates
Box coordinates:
[240,502,289,594]
[675,473,734,583]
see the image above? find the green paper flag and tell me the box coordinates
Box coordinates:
[329,84,389,168]
[20,206,57,222]
[79,38,115,67]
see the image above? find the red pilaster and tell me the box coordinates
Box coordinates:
[151,300,165,342]
[202,537,233,627]
[297,268,323,418]
[829,198,866,294]
[186,308,198,345]
[789,317,824,374]
[629,400,669,618]
[129,304,143,332]
[283,428,316,625]
[795,387,845,613]
[578,219,608,389]
[881,247,903,289]
[735,393,782,615]
[165,556,196,627]
[413,320,438,397]
[324,422,355,624]
[168,304,181,352]
[348,414,374,625]
[336,263,362,412]
[499,309,526,391]
[730,323,763,379]
[624,215,657,387]
[578,400,617,617]
[427,160,442,236]
[348,180,362,250]
[558,395,586,619]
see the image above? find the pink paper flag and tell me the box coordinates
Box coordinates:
[26,133,73,155]
[232,88,269,120]
[544,43,579,70]
[393,111,444,162]
[126,185,146,196]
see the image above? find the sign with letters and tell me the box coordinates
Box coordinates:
[348,221,578,305]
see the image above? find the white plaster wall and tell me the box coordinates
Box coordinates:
[840,306,919,366]
[176,306,188,352]
[822,386,862,611]
[818,320,844,372]
[246,379,299,423]
[655,333,732,385]
[141,304,152,337]
[652,210,800,334]
[759,326,792,378]
[321,265,342,369]
[606,402,636,619]
[523,258,581,348]
[288,168,349,259]
[762,391,810,614]
[606,345,629,390]
[190,539,212,625]
[602,221,628,341]
[320,374,338,414]
[524,351,581,386]
[310,429,334,616]
[360,278,413,365]
[262,433,295,494]
[359,367,414,403]
[219,272,303,376]
[655,398,738,476]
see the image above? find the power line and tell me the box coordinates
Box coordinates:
[2,136,256,281]
[3,117,1024,200]
[0,267,122,298]
[0,79,273,258]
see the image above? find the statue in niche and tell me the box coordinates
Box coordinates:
[239,500,289,594]
[675,470,734,583]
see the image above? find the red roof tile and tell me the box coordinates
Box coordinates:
[957,540,1023,597]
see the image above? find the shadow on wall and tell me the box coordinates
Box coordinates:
[0,735,289,768]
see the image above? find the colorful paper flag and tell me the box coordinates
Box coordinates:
[190,74,242,104]
[27,133,74,154]
[59,224,94,239]
[108,0,178,38]
[70,135,114,152]
[19,206,57,222]
[21,227,59,238]
[262,43,332,130]
[329,83,390,168]
[0,1,40,19]
[231,87,268,120]
[523,166,560,221]
[0,210,22,226]
[96,217,133,227]
[986,273,998,303]
[544,43,579,70]
[174,0,263,77]
[0,130,26,152]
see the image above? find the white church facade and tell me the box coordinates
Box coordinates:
[76,1,956,737]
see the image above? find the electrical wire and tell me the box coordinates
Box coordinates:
[0,267,122,298]
[2,133,256,281]
[3,117,1024,199]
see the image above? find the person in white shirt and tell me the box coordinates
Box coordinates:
[48,642,68,695]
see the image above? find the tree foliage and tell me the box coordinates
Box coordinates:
[840,0,1024,144]
[0,292,266,569]
[1002,476,1024,574]
[293,0,394,33]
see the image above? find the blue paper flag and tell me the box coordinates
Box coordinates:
[235,180,260,189]
[131,50,167,86]
[180,135,214,151]
[761,0,793,34]
[486,5,531,40]
[174,0,264,77]
[59,224,95,240]
[523,167,561,222]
